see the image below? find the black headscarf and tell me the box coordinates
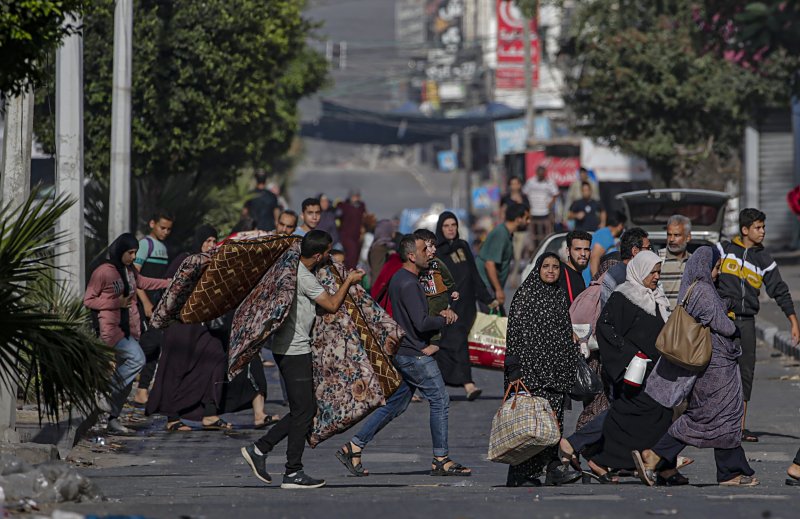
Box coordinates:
[435,211,460,256]
[191,224,218,254]
[506,251,578,393]
[106,233,139,338]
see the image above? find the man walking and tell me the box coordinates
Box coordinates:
[244,171,280,232]
[132,210,174,406]
[337,189,367,269]
[476,203,530,311]
[568,182,605,232]
[658,215,692,310]
[716,208,800,442]
[559,230,592,304]
[586,211,626,285]
[295,198,321,237]
[523,166,559,250]
[600,227,650,307]
[334,234,471,478]
[241,230,365,489]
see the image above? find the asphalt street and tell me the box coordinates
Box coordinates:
[53,335,800,519]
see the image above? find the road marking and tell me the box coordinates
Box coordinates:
[705,495,789,500]
[543,495,624,501]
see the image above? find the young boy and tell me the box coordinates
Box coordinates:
[716,208,800,442]
[413,229,459,349]
[133,211,174,405]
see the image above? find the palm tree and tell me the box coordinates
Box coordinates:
[0,190,112,420]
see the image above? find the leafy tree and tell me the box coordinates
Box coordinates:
[35,0,327,249]
[0,0,83,96]
[562,0,794,186]
[0,191,112,420]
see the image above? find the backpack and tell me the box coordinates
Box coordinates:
[569,273,605,335]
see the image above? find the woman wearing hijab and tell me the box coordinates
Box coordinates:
[84,233,170,434]
[146,226,230,431]
[316,194,341,248]
[504,252,582,487]
[367,219,396,278]
[585,251,673,481]
[147,226,278,431]
[634,246,758,487]
[434,212,496,400]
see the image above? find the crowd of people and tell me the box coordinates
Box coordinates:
[83,169,800,491]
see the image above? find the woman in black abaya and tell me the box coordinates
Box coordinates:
[434,212,495,400]
[587,251,673,478]
[504,253,581,487]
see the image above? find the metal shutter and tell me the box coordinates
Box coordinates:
[758,110,795,245]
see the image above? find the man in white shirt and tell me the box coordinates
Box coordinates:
[241,230,364,490]
[523,165,560,250]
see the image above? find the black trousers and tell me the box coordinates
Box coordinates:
[734,317,756,402]
[137,327,162,390]
[652,433,754,483]
[794,447,800,466]
[568,409,607,453]
[254,353,315,473]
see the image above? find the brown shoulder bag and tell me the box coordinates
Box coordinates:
[655,281,712,371]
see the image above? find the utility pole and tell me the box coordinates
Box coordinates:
[521,7,535,145]
[0,87,34,442]
[56,14,86,297]
[109,0,133,242]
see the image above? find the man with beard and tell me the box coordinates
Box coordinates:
[559,230,591,304]
[658,215,692,310]
[476,202,530,313]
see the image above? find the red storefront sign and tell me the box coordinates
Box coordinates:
[496,0,539,89]
[525,151,580,187]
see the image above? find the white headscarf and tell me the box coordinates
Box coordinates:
[615,250,671,321]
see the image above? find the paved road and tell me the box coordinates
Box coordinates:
[54,337,800,519]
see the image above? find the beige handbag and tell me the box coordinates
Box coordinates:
[655,281,712,371]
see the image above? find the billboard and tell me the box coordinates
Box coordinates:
[496,0,539,90]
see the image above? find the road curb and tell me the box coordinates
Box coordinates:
[756,318,800,360]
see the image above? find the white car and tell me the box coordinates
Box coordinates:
[523,188,731,281]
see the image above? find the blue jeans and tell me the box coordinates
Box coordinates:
[110,336,146,416]
[352,354,450,457]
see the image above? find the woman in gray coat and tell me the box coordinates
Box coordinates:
[633,246,758,487]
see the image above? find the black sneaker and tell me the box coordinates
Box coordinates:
[281,470,326,489]
[241,445,271,484]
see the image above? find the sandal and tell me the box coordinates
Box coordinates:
[335,443,369,477]
[166,420,192,432]
[466,388,483,401]
[676,456,694,469]
[720,475,759,487]
[785,477,800,487]
[559,446,582,472]
[583,470,619,484]
[254,415,280,430]
[430,457,471,477]
[657,472,690,486]
[742,429,759,442]
[202,418,233,430]
[631,450,656,487]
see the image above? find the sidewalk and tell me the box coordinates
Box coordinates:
[754,262,800,358]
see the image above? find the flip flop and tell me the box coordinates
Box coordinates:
[720,475,759,487]
[631,450,656,487]
[166,420,192,432]
[202,418,233,430]
[254,415,280,430]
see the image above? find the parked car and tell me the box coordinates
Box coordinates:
[523,188,731,281]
